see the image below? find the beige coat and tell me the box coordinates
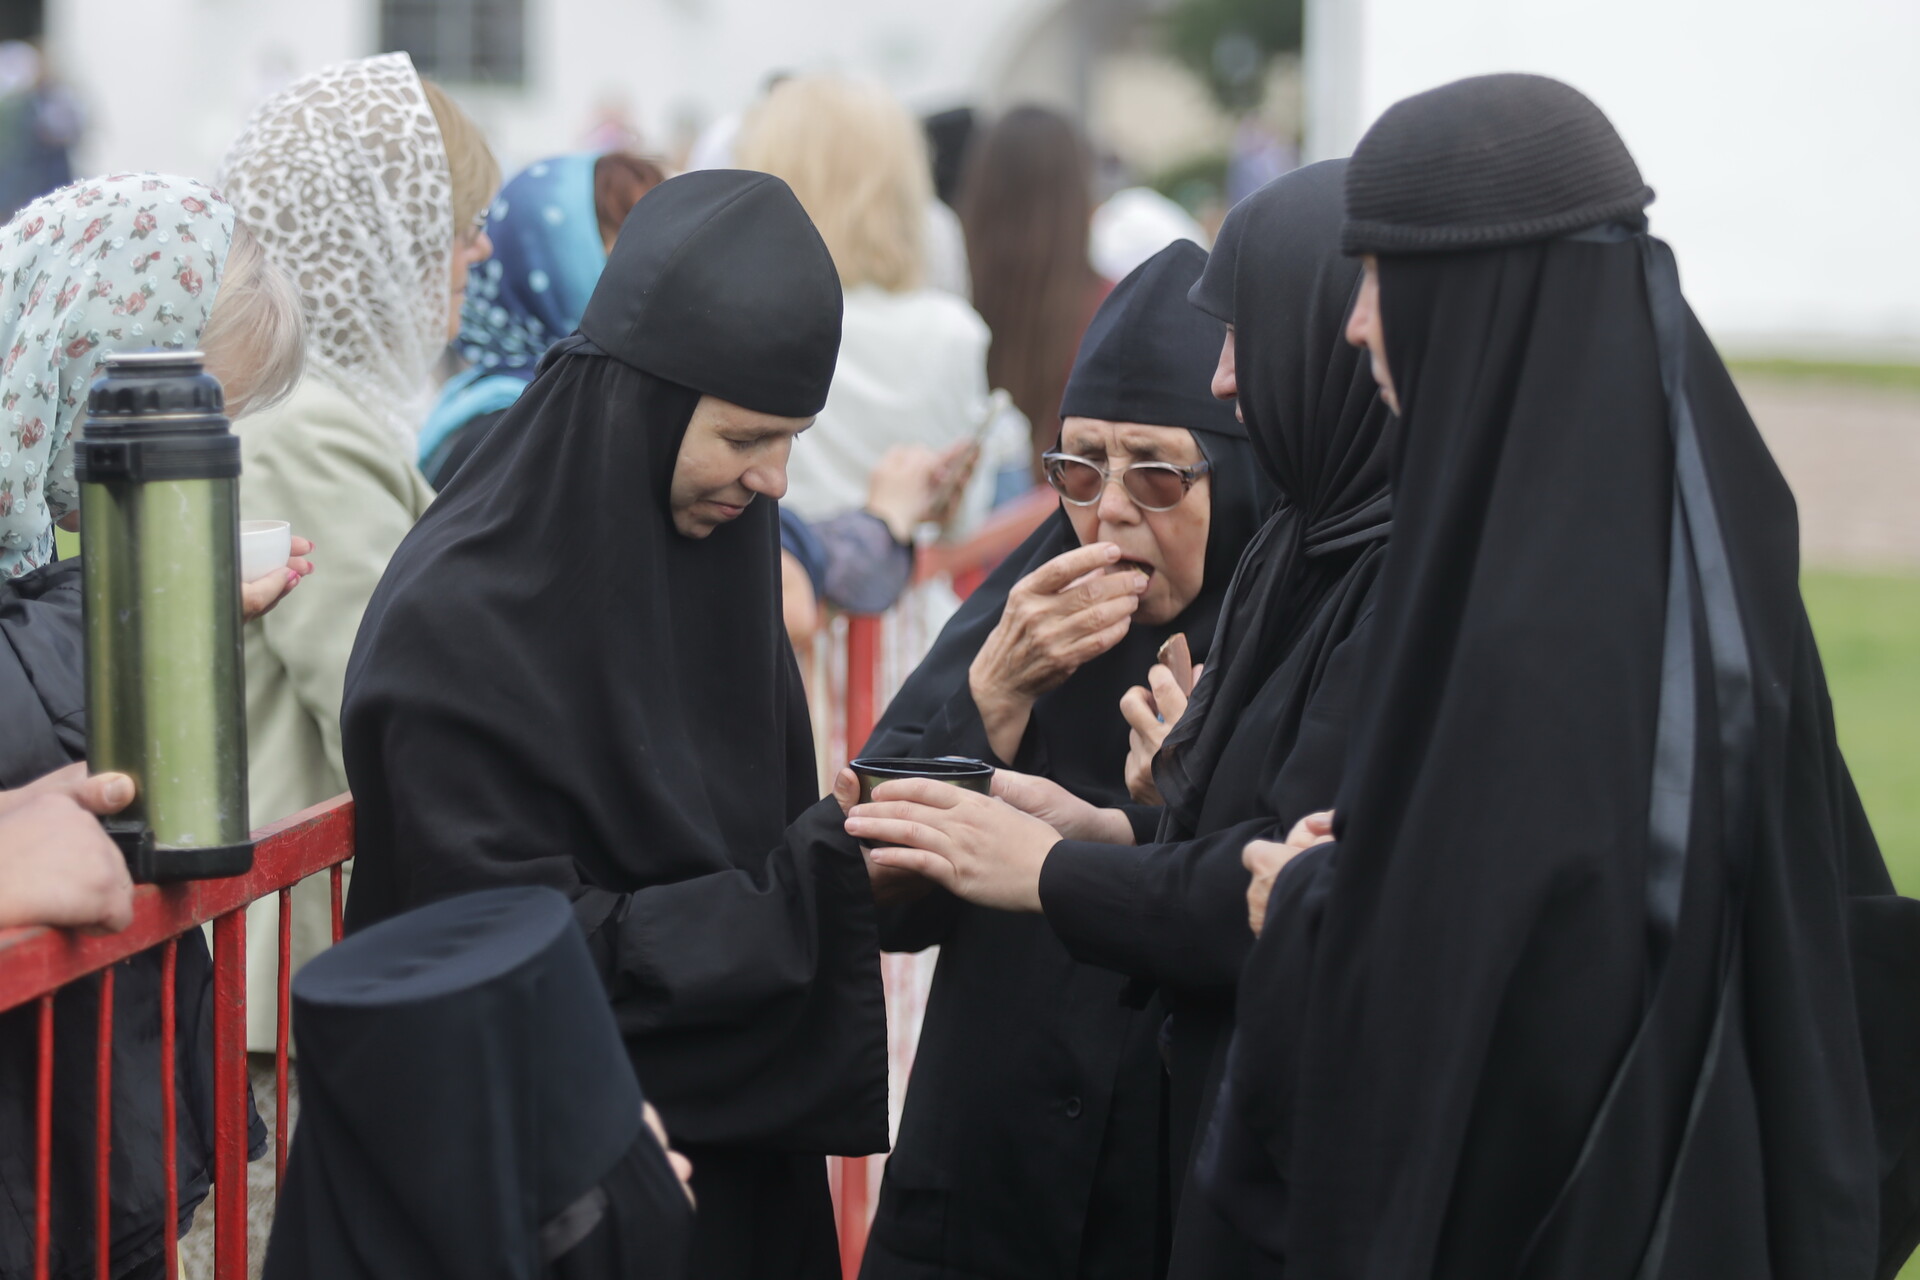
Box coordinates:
[236,377,434,1050]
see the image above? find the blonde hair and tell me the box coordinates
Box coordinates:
[203,218,306,419]
[735,76,930,292]
[420,78,502,236]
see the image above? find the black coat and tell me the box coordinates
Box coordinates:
[0,559,263,1280]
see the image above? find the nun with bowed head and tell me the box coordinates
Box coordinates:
[342,170,887,1280]
[0,172,309,1280]
[1216,74,1920,1280]
[217,51,502,1055]
[845,161,1397,1278]
[855,241,1272,1280]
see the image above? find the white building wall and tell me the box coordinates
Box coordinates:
[47,0,1044,182]
[1306,0,1920,352]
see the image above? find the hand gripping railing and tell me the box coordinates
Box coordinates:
[0,795,353,1280]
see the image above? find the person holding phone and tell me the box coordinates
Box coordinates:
[850,242,1272,1280]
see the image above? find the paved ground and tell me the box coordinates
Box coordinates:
[1736,374,1920,572]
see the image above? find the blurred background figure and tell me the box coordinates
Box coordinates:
[0,40,81,221]
[218,50,500,1059]
[958,106,1107,486]
[420,149,667,488]
[735,74,1019,534]
[581,92,648,154]
[920,105,976,298]
[1091,185,1207,286]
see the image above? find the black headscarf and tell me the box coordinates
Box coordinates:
[1218,77,1912,1279]
[264,887,693,1280]
[1153,159,1394,842]
[863,239,1266,795]
[342,171,887,1161]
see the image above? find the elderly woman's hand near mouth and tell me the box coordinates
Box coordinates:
[968,540,1150,762]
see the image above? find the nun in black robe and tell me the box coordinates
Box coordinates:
[846,160,1395,1279]
[340,170,888,1280]
[264,886,695,1280]
[1204,73,1920,1280]
[857,242,1271,1280]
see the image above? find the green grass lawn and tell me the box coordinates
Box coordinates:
[1803,570,1920,1279]
[1804,570,1920,891]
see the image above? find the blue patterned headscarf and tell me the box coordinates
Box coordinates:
[418,152,606,469]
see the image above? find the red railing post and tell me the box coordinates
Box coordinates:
[275,888,292,1189]
[93,967,113,1280]
[160,938,178,1280]
[845,614,881,756]
[210,910,247,1280]
[329,865,343,945]
[35,993,53,1280]
[836,614,884,1279]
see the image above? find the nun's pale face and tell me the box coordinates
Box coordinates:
[1346,256,1398,414]
[670,395,812,538]
[1057,418,1211,626]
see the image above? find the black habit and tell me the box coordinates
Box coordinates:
[265,886,694,1279]
[1207,74,1920,1280]
[341,171,888,1280]
[858,242,1269,1280]
[1032,161,1395,1278]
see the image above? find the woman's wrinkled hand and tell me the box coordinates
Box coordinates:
[991,767,1134,844]
[846,778,1064,913]
[1244,810,1335,937]
[1118,659,1203,804]
[241,535,315,622]
[970,542,1147,761]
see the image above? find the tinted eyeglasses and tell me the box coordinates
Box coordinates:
[1041,451,1211,513]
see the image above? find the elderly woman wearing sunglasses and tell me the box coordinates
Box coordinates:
[960,429,1224,763]
[844,243,1273,1280]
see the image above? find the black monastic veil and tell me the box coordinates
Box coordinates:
[340,170,887,1280]
[1216,120,1920,1279]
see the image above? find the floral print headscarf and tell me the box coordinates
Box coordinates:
[0,173,235,577]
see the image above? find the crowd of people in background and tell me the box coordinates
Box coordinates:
[0,42,1913,1280]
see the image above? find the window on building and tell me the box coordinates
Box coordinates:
[381,0,525,86]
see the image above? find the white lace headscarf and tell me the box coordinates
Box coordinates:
[218,53,452,447]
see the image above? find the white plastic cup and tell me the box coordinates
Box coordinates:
[239,520,292,583]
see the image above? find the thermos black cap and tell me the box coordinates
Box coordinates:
[77,351,240,481]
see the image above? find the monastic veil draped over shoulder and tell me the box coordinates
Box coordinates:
[1219,74,1920,1280]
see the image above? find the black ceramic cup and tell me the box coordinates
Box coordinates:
[849,756,995,805]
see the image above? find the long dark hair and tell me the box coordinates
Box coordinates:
[958,106,1100,474]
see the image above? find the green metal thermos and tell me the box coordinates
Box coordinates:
[75,350,252,882]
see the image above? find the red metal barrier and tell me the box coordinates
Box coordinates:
[4,543,1033,1280]
[0,795,354,1280]
[833,613,886,1279]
